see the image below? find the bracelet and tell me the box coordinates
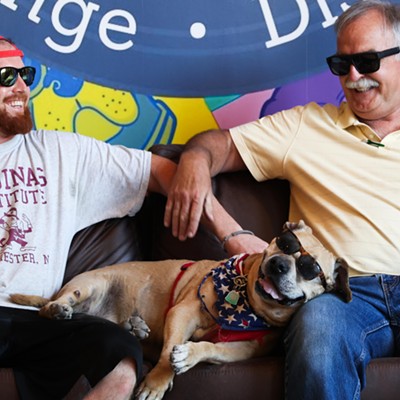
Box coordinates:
[221,229,255,249]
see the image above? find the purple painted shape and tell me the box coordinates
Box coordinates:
[260,70,344,118]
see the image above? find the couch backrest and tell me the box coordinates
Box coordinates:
[64,143,291,283]
[64,216,145,284]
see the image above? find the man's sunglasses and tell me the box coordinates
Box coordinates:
[275,229,327,288]
[0,66,36,87]
[326,46,400,76]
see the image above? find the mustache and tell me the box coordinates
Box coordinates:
[5,94,29,103]
[345,78,379,91]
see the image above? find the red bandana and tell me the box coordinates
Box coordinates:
[0,36,24,58]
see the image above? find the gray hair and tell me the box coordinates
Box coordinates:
[335,0,400,47]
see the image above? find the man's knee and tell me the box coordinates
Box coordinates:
[80,318,137,356]
[86,358,137,400]
[284,293,347,353]
[74,318,143,386]
[110,357,137,391]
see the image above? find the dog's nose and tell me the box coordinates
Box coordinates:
[266,256,290,276]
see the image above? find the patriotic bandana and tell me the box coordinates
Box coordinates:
[199,254,271,332]
[0,36,24,58]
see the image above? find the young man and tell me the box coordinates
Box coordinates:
[165,1,400,399]
[0,36,178,400]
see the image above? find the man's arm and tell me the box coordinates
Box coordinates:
[147,153,177,195]
[149,145,268,255]
[179,129,245,176]
[164,129,246,241]
[205,196,269,255]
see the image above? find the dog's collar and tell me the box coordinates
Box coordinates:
[198,254,271,332]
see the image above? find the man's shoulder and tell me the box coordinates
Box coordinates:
[303,101,341,114]
[28,130,77,140]
[26,130,96,148]
[300,101,346,124]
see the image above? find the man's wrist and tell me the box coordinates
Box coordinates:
[221,230,255,250]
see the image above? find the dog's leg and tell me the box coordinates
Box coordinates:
[170,336,275,375]
[40,300,74,319]
[136,303,201,400]
[38,283,96,319]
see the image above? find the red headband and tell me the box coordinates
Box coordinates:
[0,36,24,58]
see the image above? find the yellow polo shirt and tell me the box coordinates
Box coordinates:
[230,102,400,277]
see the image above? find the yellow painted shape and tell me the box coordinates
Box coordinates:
[155,97,218,144]
[74,108,121,141]
[77,83,138,125]
[32,87,76,132]
[31,79,139,142]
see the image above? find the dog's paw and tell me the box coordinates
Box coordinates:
[170,343,193,375]
[135,371,173,400]
[124,315,150,340]
[40,302,73,319]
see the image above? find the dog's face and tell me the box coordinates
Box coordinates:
[247,220,352,327]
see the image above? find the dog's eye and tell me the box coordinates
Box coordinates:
[276,233,300,254]
[314,262,322,273]
[297,256,322,280]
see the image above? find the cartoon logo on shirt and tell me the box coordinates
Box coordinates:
[0,208,35,252]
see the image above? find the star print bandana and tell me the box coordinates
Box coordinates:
[199,254,271,333]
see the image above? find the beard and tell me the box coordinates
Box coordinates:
[0,104,33,139]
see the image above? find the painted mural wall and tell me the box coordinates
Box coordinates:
[2,0,396,149]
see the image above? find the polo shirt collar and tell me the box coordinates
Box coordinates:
[336,102,383,142]
[337,102,360,130]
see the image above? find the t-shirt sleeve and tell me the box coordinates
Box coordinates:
[71,135,151,230]
[229,105,304,181]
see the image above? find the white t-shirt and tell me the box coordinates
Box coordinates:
[0,130,151,308]
[230,102,400,277]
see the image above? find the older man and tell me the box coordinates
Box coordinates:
[165,1,400,399]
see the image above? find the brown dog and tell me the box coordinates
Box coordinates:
[10,220,352,400]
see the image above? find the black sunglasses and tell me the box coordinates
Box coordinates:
[0,66,36,87]
[276,229,327,288]
[326,46,400,76]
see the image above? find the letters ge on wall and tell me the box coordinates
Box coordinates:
[0,0,360,95]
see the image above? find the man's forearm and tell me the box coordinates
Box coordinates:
[181,129,244,176]
[148,154,177,195]
[203,195,269,256]
[164,128,246,241]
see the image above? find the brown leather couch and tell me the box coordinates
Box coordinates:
[1,144,399,399]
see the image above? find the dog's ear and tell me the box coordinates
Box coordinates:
[284,220,312,234]
[331,258,352,303]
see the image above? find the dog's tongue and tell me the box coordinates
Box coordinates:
[259,277,285,301]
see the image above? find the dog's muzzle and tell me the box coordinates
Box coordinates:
[256,257,305,306]
[266,256,291,277]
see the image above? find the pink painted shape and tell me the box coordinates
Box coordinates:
[213,89,275,129]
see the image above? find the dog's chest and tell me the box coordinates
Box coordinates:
[199,254,270,332]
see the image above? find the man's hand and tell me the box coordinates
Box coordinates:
[163,128,247,242]
[164,153,214,241]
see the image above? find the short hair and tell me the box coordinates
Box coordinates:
[0,36,16,47]
[335,0,400,47]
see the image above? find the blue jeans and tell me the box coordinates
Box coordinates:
[284,275,400,400]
